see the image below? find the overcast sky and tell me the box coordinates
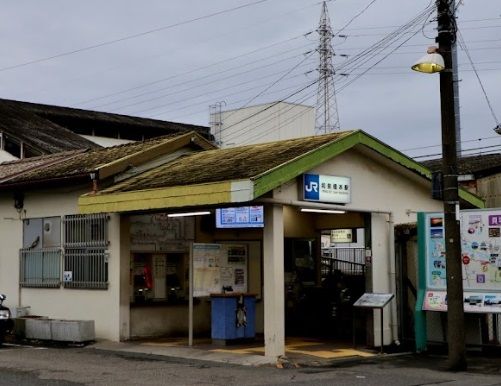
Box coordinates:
[0,0,499,159]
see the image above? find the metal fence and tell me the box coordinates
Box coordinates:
[321,248,366,276]
[20,248,62,288]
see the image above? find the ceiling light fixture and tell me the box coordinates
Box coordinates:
[300,208,346,214]
[167,211,210,218]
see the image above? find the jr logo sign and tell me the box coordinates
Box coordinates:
[304,174,320,200]
[303,173,351,204]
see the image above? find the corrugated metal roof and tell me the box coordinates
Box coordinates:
[15,98,210,136]
[0,101,99,154]
[0,98,212,157]
[100,131,355,194]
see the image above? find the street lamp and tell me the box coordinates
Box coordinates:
[411,46,445,74]
[411,0,467,371]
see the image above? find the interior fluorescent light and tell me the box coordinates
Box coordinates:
[167,211,210,218]
[300,208,346,214]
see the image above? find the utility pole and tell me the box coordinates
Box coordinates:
[436,0,467,371]
[315,1,340,135]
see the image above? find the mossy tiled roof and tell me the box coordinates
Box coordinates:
[100,131,355,194]
[79,130,484,213]
[0,133,208,187]
[0,150,85,182]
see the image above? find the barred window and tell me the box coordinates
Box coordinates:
[20,248,62,288]
[63,248,108,289]
[63,214,109,248]
[63,214,110,289]
[20,217,62,288]
[20,214,110,290]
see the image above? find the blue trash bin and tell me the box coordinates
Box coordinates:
[210,293,256,344]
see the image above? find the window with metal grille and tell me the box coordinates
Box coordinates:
[20,248,62,288]
[63,214,110,289]
[19,217,62,288]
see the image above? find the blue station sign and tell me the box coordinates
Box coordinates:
[303,173,351,204]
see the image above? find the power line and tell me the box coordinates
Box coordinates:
[0,0,272,74]
[77,33,310,107]
[457,29,500,126]
[129,56,314,116]
[147,70,314,119]
[413,142,501,159]
[88,43,315,111]
[224,51,316,120]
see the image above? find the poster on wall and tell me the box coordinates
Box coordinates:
[129,213,195,252]
[422,209,501,312]
[423,290,501,313]
[192,243,248,297]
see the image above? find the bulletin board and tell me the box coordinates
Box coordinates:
[421,210,501,313]
[192,243,247,297]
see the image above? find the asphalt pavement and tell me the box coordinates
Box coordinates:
[1,341,501,385]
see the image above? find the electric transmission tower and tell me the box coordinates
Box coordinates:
[315,1,340,135]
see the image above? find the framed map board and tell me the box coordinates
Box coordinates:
[420,209,501,313]
[192,243,247,297]
[423,210,501,292]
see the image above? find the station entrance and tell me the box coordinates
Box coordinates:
[284,231,367,342]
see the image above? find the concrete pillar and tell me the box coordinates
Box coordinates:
[108,213,122,342]
[371,213,392,346]
[263,204,285,358]
[119,215,131,341]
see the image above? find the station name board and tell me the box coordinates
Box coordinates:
[303,173,351,204]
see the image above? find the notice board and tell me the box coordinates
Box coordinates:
[192,243,247,297]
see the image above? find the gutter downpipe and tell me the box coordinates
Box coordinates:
[257,197,400,344]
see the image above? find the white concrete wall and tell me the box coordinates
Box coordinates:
[213,102,315,147]
[0,188,122,341]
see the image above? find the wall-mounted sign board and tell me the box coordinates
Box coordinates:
[331,229,353,243]
[303,173,351,204]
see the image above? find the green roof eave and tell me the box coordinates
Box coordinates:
[459,189,485,208]
[252,131,361,198]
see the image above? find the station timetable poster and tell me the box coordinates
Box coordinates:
[192,243,247,297]
[422,210,501,313]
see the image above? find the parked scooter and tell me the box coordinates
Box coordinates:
[0,294,13,346]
